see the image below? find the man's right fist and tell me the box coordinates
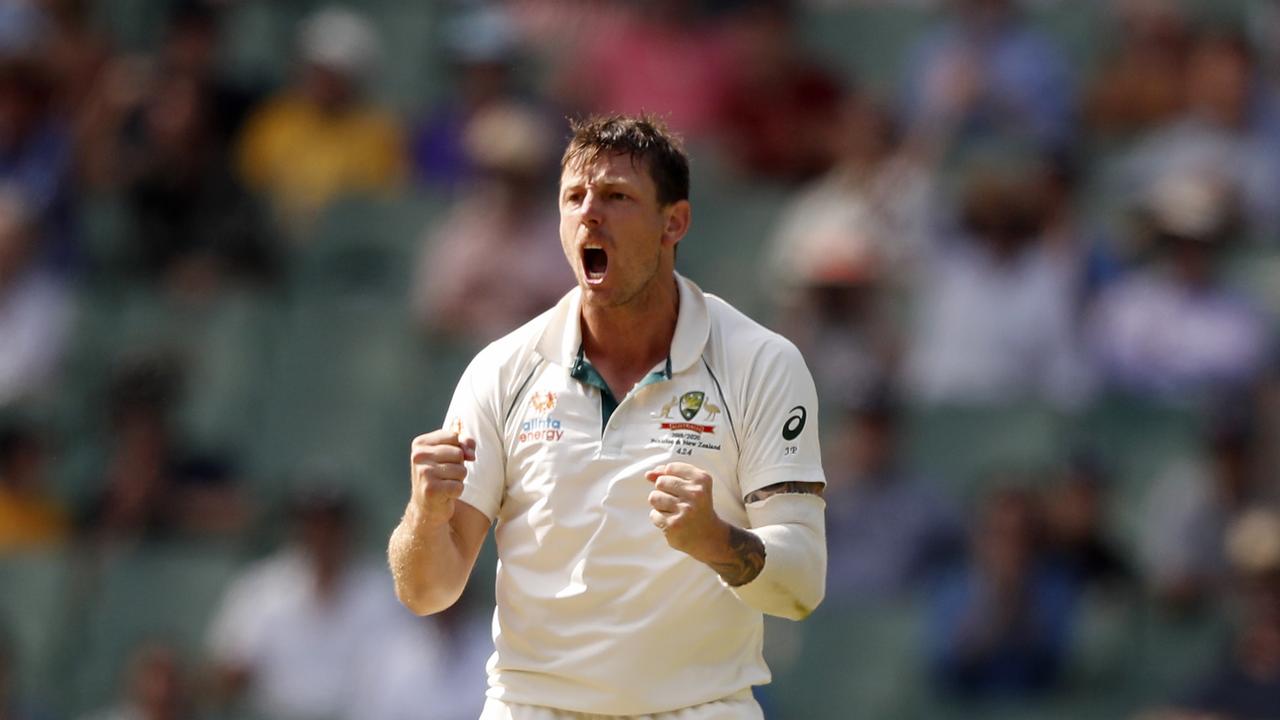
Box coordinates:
[408,429,476,527]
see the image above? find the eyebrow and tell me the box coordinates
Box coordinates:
[562,177,635,190]
[563,179,623,196]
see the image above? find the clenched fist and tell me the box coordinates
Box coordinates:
[645,462,731,562]
[409,429,476,528]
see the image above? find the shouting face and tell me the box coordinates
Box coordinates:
[558,152,688,309]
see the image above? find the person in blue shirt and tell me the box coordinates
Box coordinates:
[929,485,1078,699]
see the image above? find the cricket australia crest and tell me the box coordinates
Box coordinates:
[679,391,705,421]
[650,389,721,452]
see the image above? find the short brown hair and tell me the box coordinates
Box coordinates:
[561,113,690,207]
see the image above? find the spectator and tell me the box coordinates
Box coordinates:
[503,0,626,65]
[765,96,933,396]
[77,642,189,720]
[900,0,1075,152]
[412,102,573,346]
[82,64,278,289]
[43,0,113,127]
[1153,508,1280,719]
[78,359,248,544]
[344,602,491,720]
[0,1,47,59]
[78,0,257,191]
[411,5,530,192]
[717,0,844,183]
[74,8,277,293]
[824,388,963,603]
[152,1,260,146]
[1084,0,1190,137]
[762,175,896,397]
[0,419,68,550]
[810,94,937,275]
[122,71,278,293]
[553,0,734,142]
[236,6,407,235]
[1089,171,1267,399]
[1042,454,1135,593]
[905,145,1093,408]
[206,487,410,720]
[1139,402,1270,609]
[1111,30,1280,240]
[929,485,1078,700]
[1040,151,1122,295]
[0,188,71,408]
[0,12,76,270]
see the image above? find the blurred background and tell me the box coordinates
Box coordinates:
[2,0,1280,718]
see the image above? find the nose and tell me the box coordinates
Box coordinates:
[579,190,603,227]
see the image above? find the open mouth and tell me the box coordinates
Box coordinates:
[582,247,608,284]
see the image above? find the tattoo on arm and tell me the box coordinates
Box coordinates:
[711,526,766,587]
[744,481,824,504]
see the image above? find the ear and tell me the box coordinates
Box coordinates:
[661,200,691,249]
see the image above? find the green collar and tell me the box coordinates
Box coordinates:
[570,346,672,430]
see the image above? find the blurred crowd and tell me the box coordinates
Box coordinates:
[2,0,1280,718]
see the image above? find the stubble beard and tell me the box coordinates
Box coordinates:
[583,246,665,311]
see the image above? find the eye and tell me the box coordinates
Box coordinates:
[564,190,584,205]
[609,191,628,201]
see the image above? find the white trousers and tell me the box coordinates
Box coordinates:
[478,689,764,720]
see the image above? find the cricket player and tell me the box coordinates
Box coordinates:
[388,114,827,719]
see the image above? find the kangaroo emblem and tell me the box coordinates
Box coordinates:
[704,402,721,421]
[656,396,677,418]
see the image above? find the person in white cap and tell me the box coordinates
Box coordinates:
[1089,170,1267,398]
[389,114,827,719]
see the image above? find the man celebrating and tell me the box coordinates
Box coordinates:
[388,114,826,719]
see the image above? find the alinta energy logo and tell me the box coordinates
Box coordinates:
[656,390,720,434]
[519,391,563,443]
[530,391,557,413]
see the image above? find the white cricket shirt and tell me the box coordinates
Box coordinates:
[444,273,825,715]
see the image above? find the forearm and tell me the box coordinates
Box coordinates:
[387,504,473,616]
[723,493,827,620]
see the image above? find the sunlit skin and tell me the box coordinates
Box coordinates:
[557,152,690,396]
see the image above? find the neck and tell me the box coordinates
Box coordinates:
[580,273,679,382]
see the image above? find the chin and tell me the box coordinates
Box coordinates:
[580,283,629,308]
[580,285,614,303]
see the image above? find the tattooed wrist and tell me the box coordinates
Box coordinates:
[709,525,766,587]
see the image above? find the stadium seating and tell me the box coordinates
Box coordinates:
[218,0,443,113]
[768,600,927,719]
[903,403,1066,503]
[1129,602,1233,708]
[798,5,934,93]
[64,542,243,716]
[1057,588,1146,717]
[242,193,449,533]
[1067,396,1203,548]
[683,173,791,321]
[0,550,74,708]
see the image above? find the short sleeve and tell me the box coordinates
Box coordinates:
[736,339,825,498]
[442,353,507,521]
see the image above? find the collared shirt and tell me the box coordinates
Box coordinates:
[1090,269,1267,398]
[906,237,1093,408]
[443,273,824,715]
[206,551,409,720]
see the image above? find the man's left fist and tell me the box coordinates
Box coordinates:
[646,462,728,561]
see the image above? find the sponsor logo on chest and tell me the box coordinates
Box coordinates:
[518,391,565,444]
